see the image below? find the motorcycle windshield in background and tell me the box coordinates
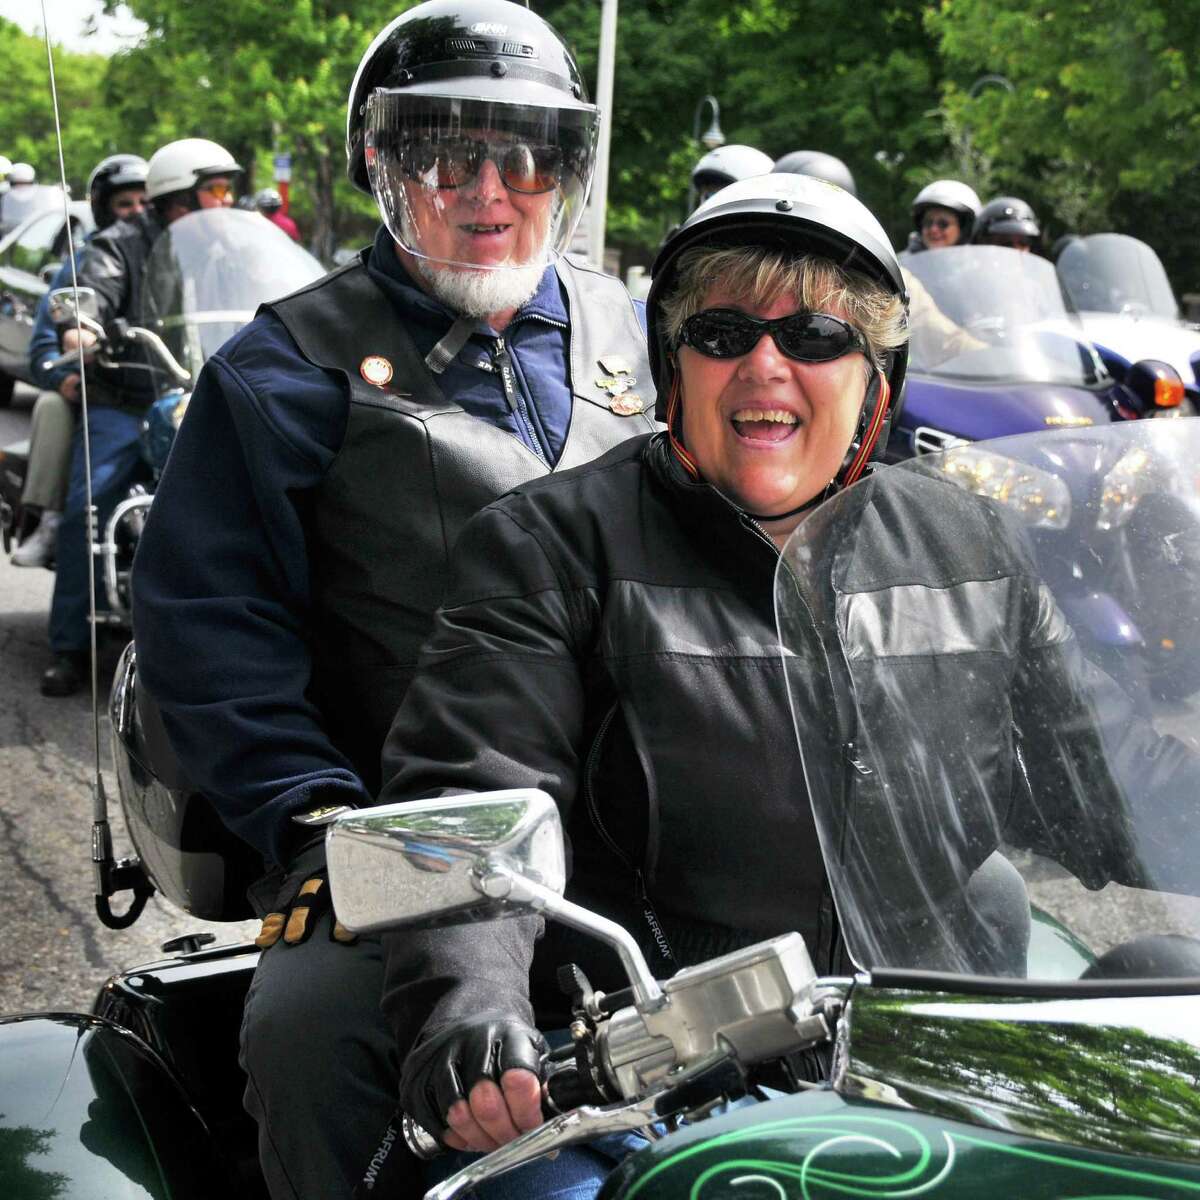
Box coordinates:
[140,208,324,384]
[903,245,1103,387]
[1057,233,1180,321]
[775,421,1200,982]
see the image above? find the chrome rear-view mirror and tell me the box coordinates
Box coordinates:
[326,789,566,933]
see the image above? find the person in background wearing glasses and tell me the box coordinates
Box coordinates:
[130,4,655,1197]
[15,154,148,588]
[908,178,981,252]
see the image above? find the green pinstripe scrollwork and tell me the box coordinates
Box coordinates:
[620,1113,1200,1200]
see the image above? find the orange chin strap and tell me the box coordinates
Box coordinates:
[840,371,891,488]
[665,371,700,479]
[666,366,892,493]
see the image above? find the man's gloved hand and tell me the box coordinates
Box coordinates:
[254,867,357,949]
[400,1014,548,1152]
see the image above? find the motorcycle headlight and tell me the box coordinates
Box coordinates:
[1097,446,1154,531]
[933,447,1071,530]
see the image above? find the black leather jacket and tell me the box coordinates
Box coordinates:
[377,433,1199,1052]
[74,209,163,404]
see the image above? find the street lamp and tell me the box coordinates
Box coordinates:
[694,94,724,151]
[686,95,724,214]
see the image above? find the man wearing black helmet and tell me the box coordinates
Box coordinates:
[974,195,1041,252]
[130,3,654,1196]
[15,154,148,577]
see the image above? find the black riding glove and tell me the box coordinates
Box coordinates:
[253,841,357,949]
[399,1013,548,1141]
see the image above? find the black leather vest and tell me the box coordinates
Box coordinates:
[267,255,656,792]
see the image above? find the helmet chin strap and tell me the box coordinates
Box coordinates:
[669,361,893,524]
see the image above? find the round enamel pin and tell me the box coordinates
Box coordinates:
[360,355,393,387]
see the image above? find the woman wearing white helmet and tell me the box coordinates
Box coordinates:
[910,178,981,251]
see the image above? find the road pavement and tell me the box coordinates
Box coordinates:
[0,384,256,1016]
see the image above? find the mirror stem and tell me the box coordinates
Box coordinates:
[474,865,667,1011]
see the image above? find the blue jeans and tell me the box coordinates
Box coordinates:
[48,407,146,652]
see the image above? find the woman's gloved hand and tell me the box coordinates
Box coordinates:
[400,1014,548,1152]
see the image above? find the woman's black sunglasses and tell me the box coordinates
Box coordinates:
[679,308,865,363]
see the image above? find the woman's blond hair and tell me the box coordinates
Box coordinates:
[658,244,908,376]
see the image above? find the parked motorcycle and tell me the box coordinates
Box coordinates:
[0,207,323,616]
[891,243,1195,699]
[1,422,1198,1198]
[1056,232,1200,402]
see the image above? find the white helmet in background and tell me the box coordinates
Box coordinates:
[691,145,773,205]
[911,179,981,237]
[9,162,36,185]
[146,138,242,202]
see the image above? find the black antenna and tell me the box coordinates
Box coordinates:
[40,0,154,929]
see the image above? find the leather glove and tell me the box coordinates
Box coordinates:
[254,866,357,949]
[399,1013,548,1141]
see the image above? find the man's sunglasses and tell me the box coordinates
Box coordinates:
[679,308,865,363]
[199,180,233,201]
[397,136,563,195]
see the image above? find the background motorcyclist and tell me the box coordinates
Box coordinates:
[254,186,300,242]
[14,154,148,573]
[689,143,773,209]
[908,178,981,251]
[38,138,237,697]
[772,148,858,196]
[974,195,1041,252]
[129,2,656,1195]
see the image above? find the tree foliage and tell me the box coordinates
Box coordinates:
[1,0,1198,290]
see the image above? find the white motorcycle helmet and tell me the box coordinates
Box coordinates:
[8,161,36,185]
[911,179,981,242]
[691,145,773,206]
[146,138,242,203]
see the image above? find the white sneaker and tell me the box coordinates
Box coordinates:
[11,510,61,568]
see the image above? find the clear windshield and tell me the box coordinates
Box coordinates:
[776,420,1200,983]
[140,208,324,383]
[1057,233,1180,321]
[902,245,1102,387]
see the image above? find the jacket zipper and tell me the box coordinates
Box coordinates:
[492,335,548,465]
[583,703,678,968]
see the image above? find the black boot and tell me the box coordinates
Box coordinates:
[40,651,88,698]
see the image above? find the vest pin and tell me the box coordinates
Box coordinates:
[360,355,393,387]
[609,393,644,416]
[598,354,632,376]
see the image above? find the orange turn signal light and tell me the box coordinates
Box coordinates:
[1155,376,1185,408]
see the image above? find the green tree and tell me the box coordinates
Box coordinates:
[928,0,1200,246]
[0,20,123,196]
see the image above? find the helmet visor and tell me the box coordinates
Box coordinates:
[365,91,598,271]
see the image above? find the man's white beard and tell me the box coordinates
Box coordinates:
[413,255,547,320]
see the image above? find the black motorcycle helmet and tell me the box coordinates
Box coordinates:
[648,173,908,495]
[345,0,598,269]
[772,150,857,197]
[974,196,1041,245]
[87,153,148,228]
